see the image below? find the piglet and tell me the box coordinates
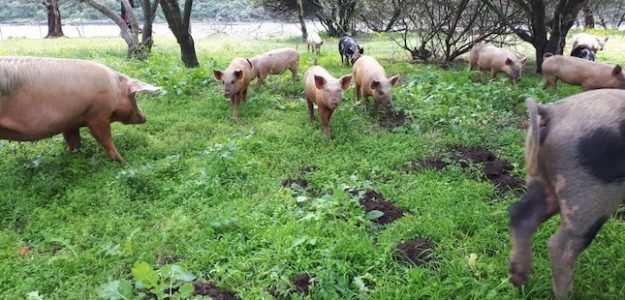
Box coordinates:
[306,32,324,54]
[352,55,400,116]
[542,53,625,91]
[468,43,527,85]
[511,89,625,299]
[303,65,352,140]
[213,58,254,120]
[249,48,299,89]
[338,36,364,66]
[0,56,162,161]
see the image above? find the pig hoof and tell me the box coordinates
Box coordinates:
[509,262,529,287]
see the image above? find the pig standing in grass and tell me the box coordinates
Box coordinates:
[352,55,400,116]
[338,36,364,66]
[307,32,324,54]
[0,56,162,161]
[249,48,299,89]
[303,64,352,140]
[510,89,625,299]
[572,33,608,53]
[213,58,254,120]
[468,43,528,85]
[542,53,625,91]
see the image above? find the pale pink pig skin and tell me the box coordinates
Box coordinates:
[468,43,527,84]
[0,56,162,161]
[542,54,625,91]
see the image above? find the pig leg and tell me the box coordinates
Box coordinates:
[255,74,265,90]
[87,119,121,161]
[62,129,82,151]
[289,63,298,82]
[543,75,558,92]
[491,69,499,81]
[548,195,614,299]
[319,106,333,140]
[306,99,315,122]
[355,83,362,103]
[231,94,241,120]
[509,179,559,288]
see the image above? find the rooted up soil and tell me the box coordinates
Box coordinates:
[379,109,407,130]
[281,178,309,190]
[351,189,405,225]
[193,281,238,300]
[394,238,436,267]
[268,273,314,300]
[411,146,524,193]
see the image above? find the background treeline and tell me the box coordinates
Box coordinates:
[0,0,261,22]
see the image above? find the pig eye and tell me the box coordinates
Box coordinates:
[231,80,235,84]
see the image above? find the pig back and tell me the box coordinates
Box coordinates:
[0,57,120,139]
[539,90,625,180]
[251,48,298,74]
[353,55,385,86]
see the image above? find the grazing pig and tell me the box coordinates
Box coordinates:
[468,43,528,84]
[542,54,625,92]
[303,65,352,140]
[572,33,608,53]
[0,56,162,161]
[569,45,595,61]
[213,58,254,120]
[338,36,364,66]
[510,90,625,299]
[352,55,400,116]
[249,48,299,89]
[306,32,324,54]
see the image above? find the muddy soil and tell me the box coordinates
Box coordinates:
[394,238,436,267]
[193,281,238,300]
[379,109,407,130]
[351,189,405,225]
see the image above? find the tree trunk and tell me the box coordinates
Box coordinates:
[81,0,140,58]
[296,0,307,41]
[583,5,594,28]
[43,0,64,38]
[139,0,160,58]
[160,0,199,68]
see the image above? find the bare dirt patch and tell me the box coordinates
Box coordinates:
[350,189,405,225]
[281,178,308,190]
[193,281,238,300]
[394,238,436,267]
[410,146,524,193]
[268,273,314,300]
[379,109,407,130]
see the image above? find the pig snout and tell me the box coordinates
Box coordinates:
[128,109,147,124]
[328,97,341,109]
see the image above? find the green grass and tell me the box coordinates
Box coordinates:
[1,31,625,299]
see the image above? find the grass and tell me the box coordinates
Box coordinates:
[1,30,625,299]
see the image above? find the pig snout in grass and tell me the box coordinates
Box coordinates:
[307,32,324,54]
[303,65,351,140]
[468,43,528,85]
[213,58,254,120]
[572,33,608,53]
[542,54,625,92]
[0,56,162,161]
[510,90,625,299]
[249,48,299,90]
[338,36,364,66]
[352,55,400,116]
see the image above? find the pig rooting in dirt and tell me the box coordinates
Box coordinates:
[352,55,400,116]
[510,89,625,299]
[542,53,625,92]
[468,43,528,85]
[0,56,162,161]
[213,58,254,120]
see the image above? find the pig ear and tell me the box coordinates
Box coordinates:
[234,70,244,80]
[340,75,352,91]
[314,75,326,89]
[213,70,223,81]
[389,75,400,86]
[128,79,163,95]
[370,80,380,90]
[520,57,528,64]
[505,58,513,65]
[612,65,623,77]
